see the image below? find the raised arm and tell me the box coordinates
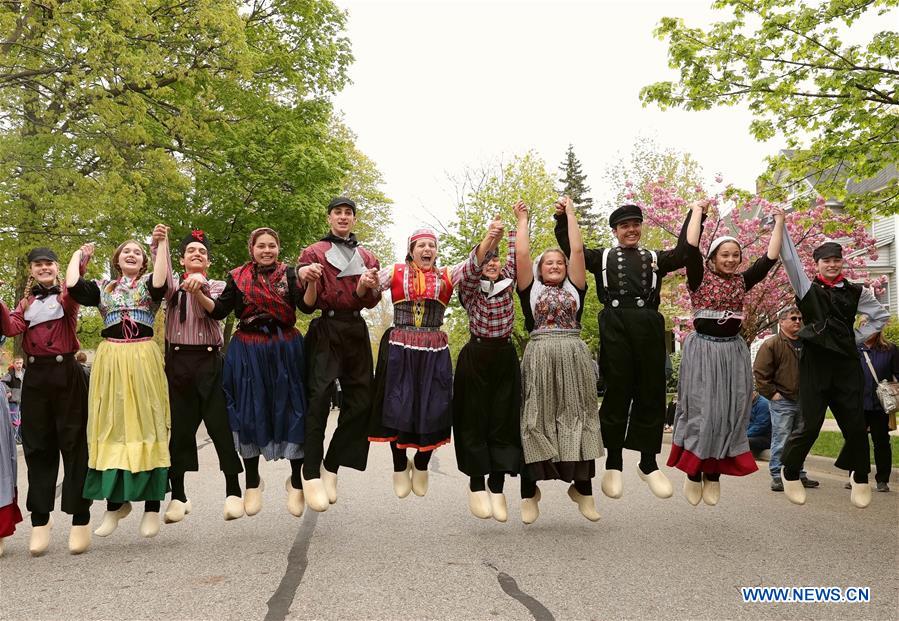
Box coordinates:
[562,196,587,290]
[515,202,533,291]
[151,224,170,291]
[766,206,786,260]
[451,220,505,287]
[855,288,890,344]
[66,243,93,288]
[554,203,603,273]
[778,222,811,299]
[685,200,707,248]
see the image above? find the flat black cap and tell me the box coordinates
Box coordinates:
[813,241,843,262]
[27,247,58,263]
[328,196,356,214]
[609,204,643,228]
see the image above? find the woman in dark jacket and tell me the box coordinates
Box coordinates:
[858,327,899,492]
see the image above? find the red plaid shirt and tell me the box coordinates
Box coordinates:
[458,231,517,338]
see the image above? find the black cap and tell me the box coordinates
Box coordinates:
[180,229,211,256]
[27,247,58,263]
[328,196,356,214]
[813,241,843,262]
[609,204,643,228]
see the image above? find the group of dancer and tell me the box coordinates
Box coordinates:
[0,193,890,557]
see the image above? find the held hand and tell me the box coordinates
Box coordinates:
[299,263,323,283]
[152,224,169,243]
[688,199,711,214]
[180,273,206,295]
[771,205,786,222]
[513,200,529,221]
[487,218,504,240]
[561,195,574,215]
[79,243,95,260]
[358,267,378,290]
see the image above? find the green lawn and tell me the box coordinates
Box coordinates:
[810,431,899,467]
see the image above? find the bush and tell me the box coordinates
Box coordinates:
[666,351,681,393]
[883,320,899,346]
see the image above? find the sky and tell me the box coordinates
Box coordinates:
[333,0,779,258]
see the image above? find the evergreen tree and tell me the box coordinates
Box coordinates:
[557,144,599,230]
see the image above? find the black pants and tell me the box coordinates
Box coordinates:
[748,434,771,456]
[782,346,870,476]
[20,355,91,516]
[598,308,667,454]
[865,409,892,483]
[302,316,373,479]
[166,346,242,476]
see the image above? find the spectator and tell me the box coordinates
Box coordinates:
[753,307,819,492]
[747,392,772,459]
[858,325,899,492]
[75,351,90,384]
[1,357,23,444]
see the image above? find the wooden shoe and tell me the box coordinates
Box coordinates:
[701,475,720,506]
[163,499,192,524]
[600,470,623,499]
[68,524,91,555]
[244,480,265,516]
[683,478,702,506]
[29,515,53,557]
[321,466,338,504]
[467,489,492,519]
[567,485,601,522]
[223,495,245,521]
[638,468,674,499]
[139,511,160,538]
[411,462,429,497]
[781,468,806,505]
[848,472,872,509]
[520,489,541,525]
[301,472,329,513]
[489,492,508,523]
[393,460,412,498]
[285,477,305,518]
[95,503,132,536]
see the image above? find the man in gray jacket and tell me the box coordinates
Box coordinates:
[753,307,819,492]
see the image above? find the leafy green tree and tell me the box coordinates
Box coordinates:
[557,144,599,233]
[640,0,899,215]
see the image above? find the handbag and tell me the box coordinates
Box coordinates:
[862,351,899,428]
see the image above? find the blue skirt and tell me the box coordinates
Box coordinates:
[223,327,306,461]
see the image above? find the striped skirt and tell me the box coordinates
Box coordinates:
[520,330,603,480]
[667,331,758,476]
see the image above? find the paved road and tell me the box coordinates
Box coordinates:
[1,414,896,621]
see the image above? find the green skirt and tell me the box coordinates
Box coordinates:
[83,467,169,502]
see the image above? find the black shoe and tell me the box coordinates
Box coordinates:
[770,479,784,492]
[800,477,819,488]
[876,482,890,492]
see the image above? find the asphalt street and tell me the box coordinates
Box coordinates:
[0,414,896,621]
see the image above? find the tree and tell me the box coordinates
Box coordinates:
[639,179,881,344]
[441,151,603,361]
[557,144,600,233]
[640,0,899,215]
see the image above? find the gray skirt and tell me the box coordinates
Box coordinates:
[520,330,603,465]
[0,392,16,508]
[667,331,758,476]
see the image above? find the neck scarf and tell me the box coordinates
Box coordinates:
[31,284,61,300]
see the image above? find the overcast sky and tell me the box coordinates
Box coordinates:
[333,0,779,258]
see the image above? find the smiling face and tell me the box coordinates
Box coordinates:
[180,241,210,274]
[252,234,280,266]
[30,259,59,287]
[411,238,438,270]
[328,205,356,238]
[613,219,642,248]
[709,241,742,275]
[482,255,502,280]
[817,256,844,280]
[114,242,147,278]
[538,250,567,285]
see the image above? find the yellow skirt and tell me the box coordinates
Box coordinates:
[87,339,171,473]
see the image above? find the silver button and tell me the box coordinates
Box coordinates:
[177,331,181,336]
[28,356,35,363]
[611,299,620,307]
[328,310,335,317]
[174,346,180,351]
[199,332,204,337]
[637,299,645,307]
[619,289,626,294]
[55,355,63,362]
[207,346,213,352]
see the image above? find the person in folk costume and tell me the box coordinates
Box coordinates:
[152,229,245,524]
[778,230,890,508]
[516,197,603,523]
[0,338,24,556]
[294,197,381,513]
[667,203,786,505]
[453,208,521,522]
[363,226,488,499]
[192,228,320,518]
[1,249,90,555]
[554,201,695,501]
[66,227,172,539]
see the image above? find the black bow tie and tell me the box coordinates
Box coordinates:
[31,285,60,300]
[322,233,359,248]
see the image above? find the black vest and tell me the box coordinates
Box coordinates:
[797,279,862,358]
